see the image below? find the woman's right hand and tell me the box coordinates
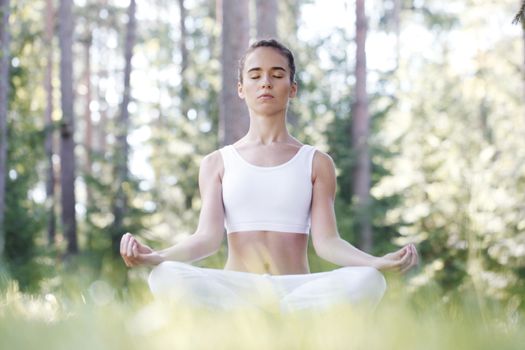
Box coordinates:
[120,232,163,267]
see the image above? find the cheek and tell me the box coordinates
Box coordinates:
[244,85,258,96]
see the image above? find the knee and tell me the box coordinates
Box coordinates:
[148,261,187,295]
[148,262,170,295]
[360,267,387,298]
[339,266,387,303]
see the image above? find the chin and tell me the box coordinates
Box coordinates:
[252,104,285,114]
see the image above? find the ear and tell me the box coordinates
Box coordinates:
[238,82,245,99]
[289,82,298,98]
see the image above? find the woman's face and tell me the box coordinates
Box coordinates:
[238,47,297,116]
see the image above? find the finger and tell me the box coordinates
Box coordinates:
[393,246,408,259]
[402,255,415,273]
[400,252,412,273]
[412,244,419,265]
[411,247,417,267]
[135,239,145,254]
[133,242,138,258]
[406,247,417,271]
[122,255,131,267]
[409,245,417,267]
[126,236,135,257]
[400,249,412,270]
[401,247,411,260]
[124,234,134,256]
[120,233,129,256]
[390,251,409,272]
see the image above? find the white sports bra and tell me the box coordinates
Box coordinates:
[219,144,317,234]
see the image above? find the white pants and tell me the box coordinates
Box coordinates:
[149,261,386,312]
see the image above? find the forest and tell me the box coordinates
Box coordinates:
[1,0,525,349]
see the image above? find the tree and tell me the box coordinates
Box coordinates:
[44,0,56,246]
[277,0,301,129]
[353,0,372,251]
[220,0,249,146]
[255,0,277,39]
[59,0,78,255]
[177,0,189,120]
[111,0,136,252]
[0,0,10,260]
[516,1,525,102]
[80,28,93,233]
[4,0,49,290]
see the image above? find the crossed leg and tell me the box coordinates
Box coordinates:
[148,261,270,310]
[148,262,386,312]
[276,266,387,311]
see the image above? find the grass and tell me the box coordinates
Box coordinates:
[1,275,524,350]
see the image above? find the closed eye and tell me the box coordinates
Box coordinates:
[249,75,283,79]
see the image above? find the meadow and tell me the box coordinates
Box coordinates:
[1,274,523,350]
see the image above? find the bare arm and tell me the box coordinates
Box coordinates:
[310,151,418,272]
[121,151,225,266]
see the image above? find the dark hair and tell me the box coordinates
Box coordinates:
[238,39,296,84]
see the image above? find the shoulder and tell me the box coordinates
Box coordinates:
[312,149,335,171]
[200,149,224,178]
[311,148,336,182]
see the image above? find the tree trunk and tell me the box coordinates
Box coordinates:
[98,76,108,154]
[59,0,78,254]
[96,0,108,154]
[177,0,189,120]
[220,0,249,146]
[83,34,93,208]
[216,0,222,26]
[279,0,299,128]
[522,8,525,104]
[0,0,10,260]
[112,0,136,251]
[255,0,277,39]
[352,0,372,252]
[45,0,56,245]
[82,31,94,252]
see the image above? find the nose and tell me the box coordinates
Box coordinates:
[260,76,272,89]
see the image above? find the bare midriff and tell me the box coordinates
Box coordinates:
[224,231,310,275]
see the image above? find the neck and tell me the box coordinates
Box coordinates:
[245,111,291,145]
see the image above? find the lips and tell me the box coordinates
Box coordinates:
[258,94,274,100]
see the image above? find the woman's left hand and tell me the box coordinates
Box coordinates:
[374,244,419,273]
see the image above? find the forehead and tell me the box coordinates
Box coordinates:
[244,47,289,71]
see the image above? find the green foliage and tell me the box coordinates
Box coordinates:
[139,0,222,251]
[374,26,525,306]
[4,112,47,292]
[4,164,47,292]
[305,26,400,256]
[2,0,49,292]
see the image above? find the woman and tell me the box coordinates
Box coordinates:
[120,39,418,311]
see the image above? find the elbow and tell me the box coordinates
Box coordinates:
[209,230,225,253]
[206,238,222,256]
[313,235,334,261]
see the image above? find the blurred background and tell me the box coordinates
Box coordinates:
[0,0,524,314]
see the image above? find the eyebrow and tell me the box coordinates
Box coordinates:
[247,67,287,74]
